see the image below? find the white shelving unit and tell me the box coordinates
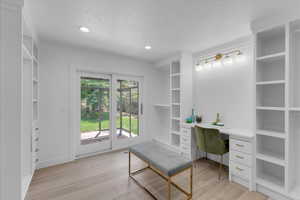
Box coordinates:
[255,23,287,195]
[170,61,181,148]
[288,19,300,199]
[254,19,300,200]
[21,17,39,199]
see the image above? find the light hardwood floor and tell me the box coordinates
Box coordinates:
[26,150,268,200]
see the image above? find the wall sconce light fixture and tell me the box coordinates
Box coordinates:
[195,50,245,71]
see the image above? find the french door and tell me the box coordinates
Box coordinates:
[77,72,112,155]
[76,72,143,156]
[111,75,143,149]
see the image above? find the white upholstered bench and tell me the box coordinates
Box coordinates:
[128,141,193,200]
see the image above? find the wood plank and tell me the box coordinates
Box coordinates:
[25,151,268,200]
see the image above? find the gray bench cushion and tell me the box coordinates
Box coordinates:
[129,141,192,176]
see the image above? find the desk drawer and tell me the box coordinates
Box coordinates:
[181,136,190,144]
[181,128,191,135]
[230,139,252,154]
[230,150,252,166]
[230,161,250,180]
[181,144,191,153]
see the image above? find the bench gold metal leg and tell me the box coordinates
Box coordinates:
[128,151,131,176]
[129,151,193,200]
[168,177,171,200]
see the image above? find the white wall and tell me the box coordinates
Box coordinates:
[193,37,254,130]
[38,39,164,168]
[0,1,24,200]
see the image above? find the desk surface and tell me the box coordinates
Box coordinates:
[182,123,254,139]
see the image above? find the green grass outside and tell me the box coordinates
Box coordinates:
[80,116,138,135]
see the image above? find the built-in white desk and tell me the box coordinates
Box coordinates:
[180,123,255,191]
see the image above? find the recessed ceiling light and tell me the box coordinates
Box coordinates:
[79,26,90,33]
[145,45,152,50]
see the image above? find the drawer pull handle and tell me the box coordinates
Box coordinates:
[35,158,39,162]
[236,167,244,171]
[35,148,39,152]
[35,138,39,141]
[236,144,244,147]
[236,155,244,159]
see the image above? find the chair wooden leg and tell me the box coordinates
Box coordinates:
[168,177,171,200]
[128,151,131,176]
[219,155,223,180]
[190,167,193,197]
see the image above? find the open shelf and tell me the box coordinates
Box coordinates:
[256,25,285,58]
[256,129,285,139]
[256,55,285,82]
[154,104,170,109]
[256,110,285,133]
[33,61,38,80]
[256,80,285,85]
[171,61,180,74]
[256,107,285,111]
[171,75,180,89]
[257,135,285,165]
[171,90,180,104]
[172,104,180,118]
[256,159,285,190]
[33,102,38,121]
[256,52,285,61]
[171,119,180,132]
[171,133,180,147]
[256,84,285,107]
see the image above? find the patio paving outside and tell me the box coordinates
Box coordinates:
[81,129,137,145]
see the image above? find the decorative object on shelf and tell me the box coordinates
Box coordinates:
[195,49,245,71]
[185,117,193,123]
[192,108,196,122]
[196,115,202,123]
[185,108,197,123]
[212,113,224,126]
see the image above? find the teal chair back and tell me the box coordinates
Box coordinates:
[204,128,229,155]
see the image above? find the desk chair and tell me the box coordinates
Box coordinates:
[194,126,207,159]
[195,127,229,180]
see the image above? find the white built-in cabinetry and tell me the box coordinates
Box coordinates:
[154,54,193,156]
[253,19,300,200]
[22,17,39,199]
[170,61,182,148]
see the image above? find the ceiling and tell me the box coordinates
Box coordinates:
[27,0,300,63]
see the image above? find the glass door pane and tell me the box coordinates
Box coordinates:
[116,79,140,139]
[80,77,110,145]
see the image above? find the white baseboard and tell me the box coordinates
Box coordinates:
[257,185,293,200]
[22,174,33,200]
[37,155,73,169]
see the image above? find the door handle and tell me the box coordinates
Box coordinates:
[141,103,143,115]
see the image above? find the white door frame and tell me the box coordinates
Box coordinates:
[72,69,144,158]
